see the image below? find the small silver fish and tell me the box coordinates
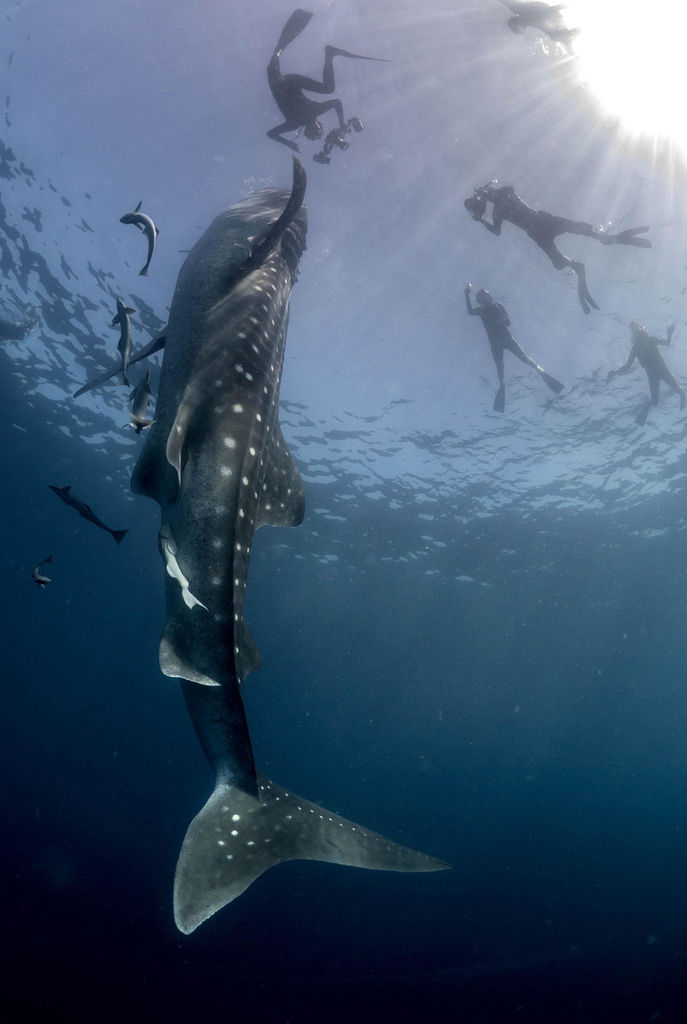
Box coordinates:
[32,554,53,588]
[120,201,159,276]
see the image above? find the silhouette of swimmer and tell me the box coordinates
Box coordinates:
[499,1,578,51]
[266,9,386,155]
[464,182,651,314]
[607,320,685,425]
[464,284,564,412]
[0,306,40,341]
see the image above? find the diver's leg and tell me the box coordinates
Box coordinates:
[287,46,341,96]
[536,234,598,311]
[636,374,659,424]
[492,345,506,412]
[507,338,564,395]
[540,240,598,313]
[660,366,686,408]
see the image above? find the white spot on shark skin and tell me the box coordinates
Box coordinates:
[232,814,240,821]
[235,365,244,375]
[242,476,249,486]
[220,466,232,477]
[256,413,262,422]
[213,538,224,549]
[249,447,256,457]
[233,403,244,414]
[159,523,208,611]
[223,436,236,449]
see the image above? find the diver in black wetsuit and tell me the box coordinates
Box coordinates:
[499,1,578,52]
[266,9,385,160]
[464,284,564,412]
[464,181,651,314]
[607,320,685,425]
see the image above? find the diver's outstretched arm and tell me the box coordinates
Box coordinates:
[606,351,636,381]
[655,324,675,346]
[266,124,300,151]
[464,283,478,315]
[478,215,502,236]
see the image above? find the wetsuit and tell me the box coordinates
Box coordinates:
[266,10,384,152]
[608,325,685,424]
[465,289,563,411]
[0,316,33,341]
[466,183,651,314]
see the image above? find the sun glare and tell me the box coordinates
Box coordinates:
[565,0,687,150]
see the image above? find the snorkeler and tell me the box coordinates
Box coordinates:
[464,181,651,314]
[607,320,685,425]
[266,9,386,161]
[0,305,40,341]
[464,283,564,412]
[498,1,578,51]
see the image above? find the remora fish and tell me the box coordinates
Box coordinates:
[112,298,136,386]
[120,201,159,276]
[31,554,52,588]
[49,485,128,544]
[131,158,448,934]
[129,367,154,433]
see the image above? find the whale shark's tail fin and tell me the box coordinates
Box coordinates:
[174,772,449,934]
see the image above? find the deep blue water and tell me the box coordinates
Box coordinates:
[4,2,687,1021]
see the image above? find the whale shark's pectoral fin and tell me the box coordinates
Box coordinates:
[256,425,305,528]
[174,772,450,934]
[73,334,165,398]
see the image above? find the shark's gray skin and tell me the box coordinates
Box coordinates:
[49,485,128,544]
[130,157,448,934]
[31,554,52,588]
[112,298,136,386]
[129,367,154,433]
[120,201,159,276]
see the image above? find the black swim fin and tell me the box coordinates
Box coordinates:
[635,399,651,426]
[326,45,388,62]
[275,9,314,53]
[540,371,564,395]
[609,226,652,249]
[493,384,505,413]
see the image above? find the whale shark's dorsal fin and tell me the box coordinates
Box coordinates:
[256,424,305,529]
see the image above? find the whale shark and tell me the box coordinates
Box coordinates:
[130,158,448,934]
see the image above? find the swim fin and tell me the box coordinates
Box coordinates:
[609,226,652,249]
[275,9,314,53]
[326,45,388,62]
[540,371,564,395]
[635,399,651,426]
[493,383,505,413]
